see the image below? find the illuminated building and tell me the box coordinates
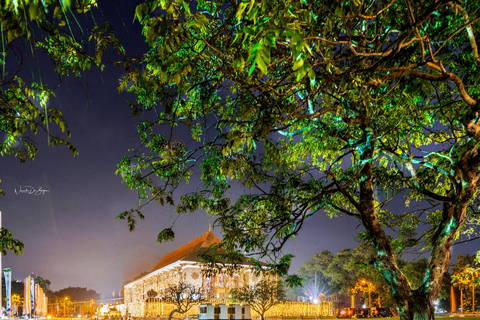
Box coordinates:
[123,230,262,317]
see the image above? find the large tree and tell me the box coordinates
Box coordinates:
[115,1,480,320]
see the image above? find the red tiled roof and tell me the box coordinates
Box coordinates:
[150,230,221,273]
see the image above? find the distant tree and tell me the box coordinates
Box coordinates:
[451,254,479,274]
[288,250,335,300]
[2,278,24,311]
[230,279,285,320]
[164,282,205,320]
[11,279,24,297]
[35,276,51,292]
[286,269,330,302]
[47,287,101,302]
[293,247,450,309]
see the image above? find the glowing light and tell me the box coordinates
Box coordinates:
[134,300,334,318]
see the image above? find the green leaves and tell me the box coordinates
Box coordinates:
[0,77,78,163]
[248,42,271,75]
[0,227,23,256]
[157,228,175,243]
[115,209,145,232]
[293,58,311,82]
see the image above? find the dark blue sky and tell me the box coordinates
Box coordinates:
[0,0,478,300]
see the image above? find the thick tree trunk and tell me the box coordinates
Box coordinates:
[355,131,451,320]
[352,126,480,320]
[399,294,435,320]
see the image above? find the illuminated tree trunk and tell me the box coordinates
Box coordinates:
[354,130,480,320]
[399,295,435,320]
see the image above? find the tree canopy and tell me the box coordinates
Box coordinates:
[114,0,480,320]
[292,246,450,308]
[35,276,51,292]
[47,286,101,302]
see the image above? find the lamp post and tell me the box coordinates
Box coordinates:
[361,280,371,307]
[64,297,68,317]
[90,300,95,317]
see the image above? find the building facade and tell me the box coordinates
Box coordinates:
[123,230,262,317]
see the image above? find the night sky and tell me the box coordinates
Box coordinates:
[0,1,478,300]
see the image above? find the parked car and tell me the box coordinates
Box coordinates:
[338,308,371,318]
[339,307,393,318]
[371,307,393,318]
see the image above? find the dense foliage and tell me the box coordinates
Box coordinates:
[47,286,101,302]
[290,247,450,308]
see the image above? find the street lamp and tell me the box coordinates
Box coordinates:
[64,297,68,317]
[90,300,95,317]
[349,279,376,308]
[361,279,372,307]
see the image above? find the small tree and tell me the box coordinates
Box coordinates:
[230,279,285,320]
[164,282,205,320]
